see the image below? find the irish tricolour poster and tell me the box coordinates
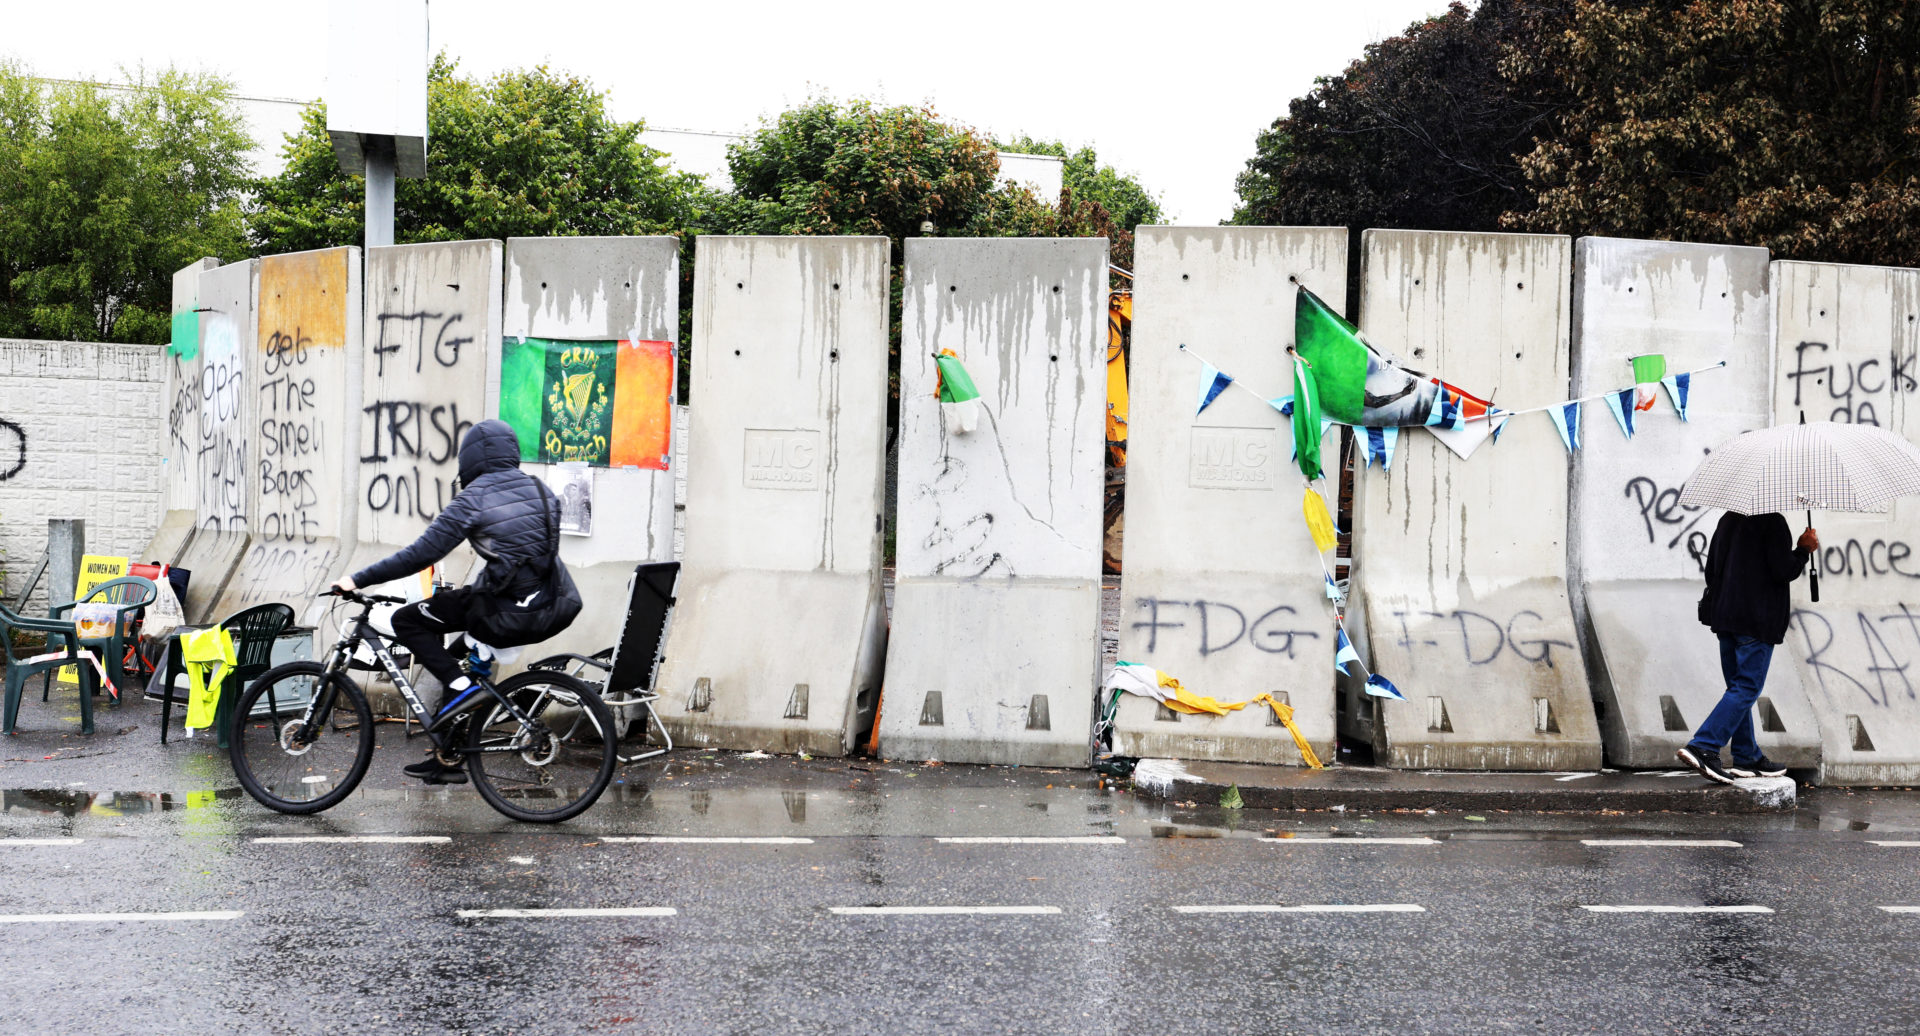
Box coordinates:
[499,337,674,469]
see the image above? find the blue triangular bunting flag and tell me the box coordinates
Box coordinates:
[1662,372,1691,421]
[1364,425,1399,470]
[1268,395,1293,417]
[1550,402,1581,453]
[1197,363,1233,414]
[1603,387,1637,439]
[1488,408,1512,444]
[1324,572,1342,601]
[1334,628,1362,677]
[1425,387,1463,429]
[1364,674,1406,701]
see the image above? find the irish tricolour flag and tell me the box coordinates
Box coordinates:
[1630,354,1666,412]
[934,349,982,435]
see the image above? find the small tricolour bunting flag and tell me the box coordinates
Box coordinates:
[1603,387,1638,439]
[1550,401,1582,453]
[1661,372,1691,421]
[1630,354,1666,412]
[1364,425,1398,470]
[1303,488,1338,553]
[1364,674,1406,701]
[934,350,982,434]
[1334,628,1362,677]
[1196,362,1233,415]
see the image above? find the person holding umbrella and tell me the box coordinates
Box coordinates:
[1677,420,1920,784]
[1678,512,1817,784]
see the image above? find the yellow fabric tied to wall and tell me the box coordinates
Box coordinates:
[1157,673,1250,717]
[1303,488,1337,554]
[1252,693,1325,769]
[180,627,237,730]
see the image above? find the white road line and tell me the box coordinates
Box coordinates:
[1580,839,1743,848]
[0,911,242,924]
[1869,841,1920,847]
[1878,906,1920,914]
[829,906,1062,916]
[457,908,677,919]
[252,836,452,844]
[1263,837,1437,845]
[1175,904,1426,914]
[0,839,84,847]
[600,836,814,845]
[935,836,1126,845]
[1581,905,1773,914]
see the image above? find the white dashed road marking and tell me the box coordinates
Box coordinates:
[1175,904,1426,914]
[1878,906,1920,914]
[0,911,242,924]
[1265,837,1437,845]
[935,837,1126,845]
[601,836,814,845]
[252,836,452,844]
[830,906,1061,916]
[1581,905,1773,914]
[458,908,677,919]
[0,839,84,847]
[1581,839,1743,848]
[1869,841,1920,848]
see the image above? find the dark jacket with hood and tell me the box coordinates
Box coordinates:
[351,419,560,597]
[1702,511,1811,645]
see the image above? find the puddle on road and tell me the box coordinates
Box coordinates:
[2,786,244,817]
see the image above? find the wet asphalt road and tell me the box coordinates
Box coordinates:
[4,735,1920,1036]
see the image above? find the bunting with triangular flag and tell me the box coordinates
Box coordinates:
[1364,425,1398,469]
[1630,354,1665,411]
[1334,628,1362,677]
[1196,362,1233,415]
[1550,401,1581,453]
[1603,387,1638,439]
[1364,674,1406,701]
[933,350,982,434]
[1290,356,1323,481]
[1662,372,1691,421]
[1489,409,1513,443]
[1303,488,1337,553]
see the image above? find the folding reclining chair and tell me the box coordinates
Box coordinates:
[529,561,678,764]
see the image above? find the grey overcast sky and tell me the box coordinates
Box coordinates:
[6,0,1452,225]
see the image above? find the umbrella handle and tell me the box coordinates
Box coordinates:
[1807,509,1820,603]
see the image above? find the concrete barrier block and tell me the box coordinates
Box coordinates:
[347,240,502,594]
[654,237,890,755]
[1768,260,1920,784]
[878,238,1108,767]
[1111,226,1349,764]
[1566,237,1816,768]
[163,258,220,517]
[502,236,679,662]
[1349,230,1601,770]
[215,247,362,622]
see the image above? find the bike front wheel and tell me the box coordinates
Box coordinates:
[465,670,617,823]
[229,661,375,814]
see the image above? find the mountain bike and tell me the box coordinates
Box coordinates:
[227,588,617,823]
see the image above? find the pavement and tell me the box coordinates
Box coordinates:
[5,681,1920,1033]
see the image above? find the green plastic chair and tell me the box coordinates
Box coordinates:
[1,601,101,734]
[159,602,295,748]
[48,576,157,699]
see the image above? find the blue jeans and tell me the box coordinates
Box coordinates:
[1687,634,1774,764]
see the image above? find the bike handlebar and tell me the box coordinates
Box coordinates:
[322,588,407,606]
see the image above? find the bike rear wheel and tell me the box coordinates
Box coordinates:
[465,670,617,823]
[229,661,375,814]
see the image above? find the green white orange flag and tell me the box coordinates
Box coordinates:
[934,349,982,434]
[499,338,674,468]
[1630,354,1666,412]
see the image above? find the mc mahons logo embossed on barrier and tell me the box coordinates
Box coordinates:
[743,429,823,490]
[1189,427,1276,490]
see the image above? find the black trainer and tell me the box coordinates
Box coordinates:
[1727,756,1789,778]
[403,754,468,785]
[1676,745,1737,786]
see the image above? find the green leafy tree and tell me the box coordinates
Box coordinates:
[1506,0,1920,266]
[997,136,1164,231]
[0,62,252,343]
[249,55,718,252]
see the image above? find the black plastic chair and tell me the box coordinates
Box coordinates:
[159,602,295,748]
[527,561,679,763]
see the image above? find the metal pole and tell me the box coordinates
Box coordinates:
[364,135,396,250]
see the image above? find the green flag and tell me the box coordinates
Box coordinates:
[1291,356,1323,481]
[1293,287,1371,425]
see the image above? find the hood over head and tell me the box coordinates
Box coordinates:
[458,419,523,485]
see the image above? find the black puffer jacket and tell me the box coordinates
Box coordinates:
[352,420,560,596]
[1702,511,1811,645]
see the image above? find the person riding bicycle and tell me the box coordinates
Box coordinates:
[331,419,561,785]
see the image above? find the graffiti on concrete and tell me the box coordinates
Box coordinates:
[1130,597,1322,658]
[0,417,23,481]
[1390,608,1576,668]
[1793,605,1920,708]
[196,314,248,532]
[1784,340,1917,426]
[1623,474,1712,571]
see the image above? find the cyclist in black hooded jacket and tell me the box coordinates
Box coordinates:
[332,419,559,784]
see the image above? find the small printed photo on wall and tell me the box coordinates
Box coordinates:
[548,461,593,537]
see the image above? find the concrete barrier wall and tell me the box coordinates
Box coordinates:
[501,236,679,659]
[878,238,1109,766]
[153,258,222,569]
[0,340,166,610]
[213,247,363,620]
[1348,230,1601,769]
[654,236,890,755]
[350,240,502,595]
[1567,238,1821,768]
[1768,260,1920,784]
[1111,226,1348,764]
[171,259,259,622]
